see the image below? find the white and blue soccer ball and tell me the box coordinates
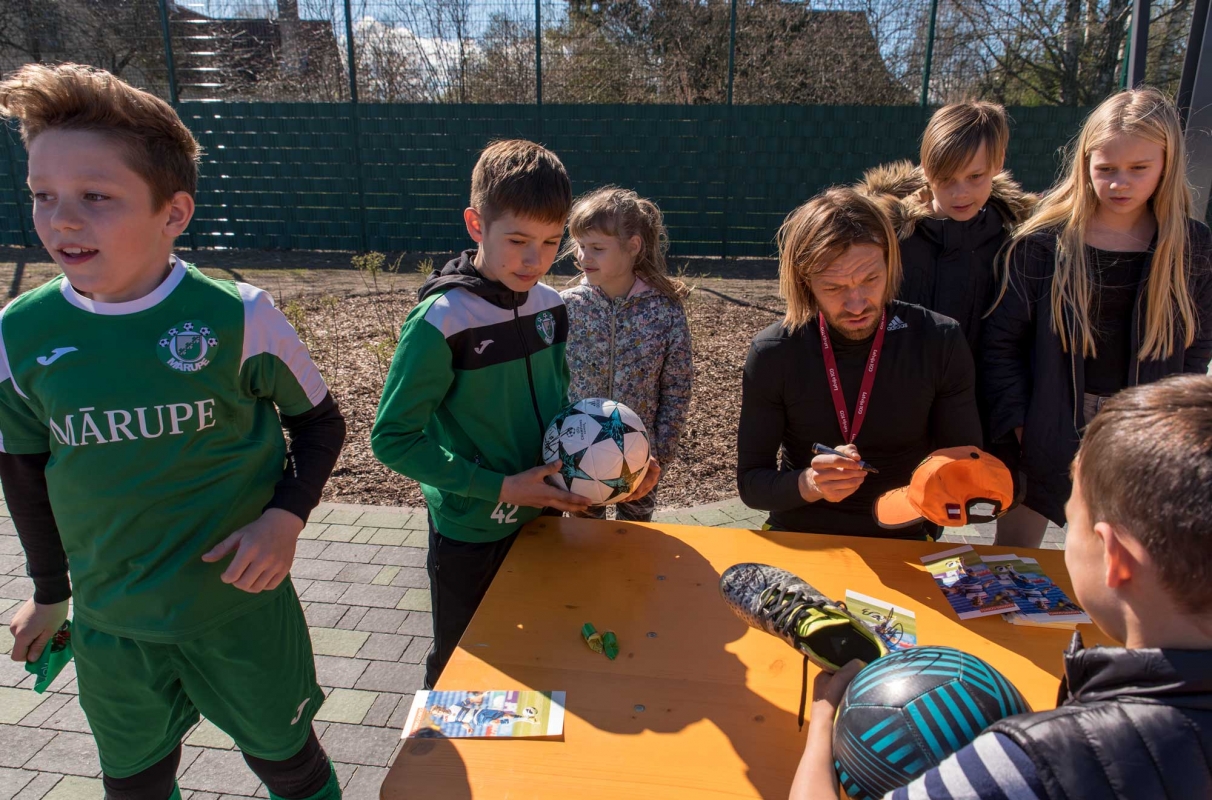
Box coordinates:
[542,398,650,506]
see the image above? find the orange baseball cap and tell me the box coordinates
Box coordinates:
[874,447,1014,529]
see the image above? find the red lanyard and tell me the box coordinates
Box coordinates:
[818,309,887,444]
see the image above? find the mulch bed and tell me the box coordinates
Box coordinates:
[301,282,783,509]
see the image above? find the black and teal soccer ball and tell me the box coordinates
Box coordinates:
[542,398,650,506]
[833,646,1031,800]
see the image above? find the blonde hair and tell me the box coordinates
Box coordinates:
[777,187,902,331]
[920,101,1009,182]
[471,139,572,226]
[0,63,200,207]
[996,87,1195,360]
[566,186,686,302]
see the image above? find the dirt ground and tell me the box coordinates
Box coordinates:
[0,247,783,509]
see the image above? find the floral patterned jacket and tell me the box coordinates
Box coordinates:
[560,277,693,466]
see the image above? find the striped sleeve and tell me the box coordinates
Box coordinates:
[885,733,1044,800]
[237,283,329,416]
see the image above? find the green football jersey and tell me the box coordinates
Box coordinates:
[0,257,329,642]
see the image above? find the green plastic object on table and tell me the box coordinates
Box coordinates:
[581,622,604,654]
[602,631,619,660]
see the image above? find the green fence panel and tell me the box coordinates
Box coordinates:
[1,104,1095,255]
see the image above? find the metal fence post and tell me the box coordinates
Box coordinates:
[1127,0,1152,88]
[157,0,179,105]
[535,0,543,107]
[344,0,368,251]
[919,0,939,106]
[1179,0,1212,220]
[726,0,737,106]
[3,121,31,248]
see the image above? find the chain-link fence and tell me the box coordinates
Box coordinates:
[0,0,1199,105]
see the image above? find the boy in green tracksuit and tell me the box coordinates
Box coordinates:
[374,140,648,688]
[0,65,345,799]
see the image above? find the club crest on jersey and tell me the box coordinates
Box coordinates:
[158,320,218,373]
[535,310,556,346]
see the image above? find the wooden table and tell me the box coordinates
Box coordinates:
[381,518,1110,800]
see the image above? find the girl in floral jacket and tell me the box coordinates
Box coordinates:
[562,187,694,521]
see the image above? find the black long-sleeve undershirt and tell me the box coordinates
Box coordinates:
[0,392,346,605]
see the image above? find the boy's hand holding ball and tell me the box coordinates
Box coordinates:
[500,462,593,513]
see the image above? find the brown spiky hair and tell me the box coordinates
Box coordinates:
[470,139,572,226]
[0,63,200,207]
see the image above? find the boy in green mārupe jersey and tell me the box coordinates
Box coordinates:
[0,64,346,800]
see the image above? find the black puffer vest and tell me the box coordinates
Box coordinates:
[988,633,1212,799]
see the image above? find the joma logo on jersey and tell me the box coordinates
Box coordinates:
[158,320,219,373]
[49,399,218,446]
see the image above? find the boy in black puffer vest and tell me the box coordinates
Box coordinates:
[793,374,1212,800]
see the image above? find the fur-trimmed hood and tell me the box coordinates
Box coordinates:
[856,159,1037,240]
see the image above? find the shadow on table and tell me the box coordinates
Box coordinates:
[459,518,809,799]
[391,730,472,800]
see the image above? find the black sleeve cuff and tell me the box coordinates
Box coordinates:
[32,574,72,605]
[264,393,346,525]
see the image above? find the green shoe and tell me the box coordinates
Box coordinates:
[719,563,887,671]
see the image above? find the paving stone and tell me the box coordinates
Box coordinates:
[339,584,404,609]
[395,589,431,612]
[291,579,314,597]
[0,555,25,574]
[0,538,22,558]
[0,687,47,724]
[180,749,263,795]
[314,689,378,725]
[41,776,102,800]
[0,659,32,688]
[16,692,71,727]
[369,548,426,568]
[690,508,734,527]
[307,505,334,523]
[0,577,33,600]
[303,603,349,628]
[335,564,381,584]
[354,511,410,530]
[42,700,91,734]
[388,567,429,590]
[335,607,368,631]
[354,662,425,694]
[365,529,409,547]
[333,762,357,788]
[402,531,429,549]
[0,599,17,616]
[313,656,369,690]
[289,559,345,581]
[179,746,206,775]
[385,695,416,730]
[399,636,432,664]
[0,768,37,800]
[12,773,61,800]
[0,625,15,654]
[355,608,408,634]
[25,731,102,777]
[309,628,370,658]
[317,526,358,543]
[362,692,403,727]
[321,543,382,564]
[297,522,329,541]
[320,509,363,526]
[356,633,411,662]
[342,766,388,800]
[185,719,235,750]
[299,582,352,604]
[350,529,376,545]
[319,723,399,767]
[395,613,433,637]
[293,541,329,560]
[371,567,400,586]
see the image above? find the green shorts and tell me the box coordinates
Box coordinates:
[74,580,324,778]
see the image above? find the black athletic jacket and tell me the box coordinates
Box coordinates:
[990,634,1212,799]
[736,301,983,538]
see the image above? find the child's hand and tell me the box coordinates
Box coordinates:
[202,508,305,593]
[500,462,593,513]
[628,457,661,501]
[812,658,866,713]
[9,598,69,663]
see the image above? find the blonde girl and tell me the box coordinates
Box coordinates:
[983,87,1212,547]
[560,187,693,522]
